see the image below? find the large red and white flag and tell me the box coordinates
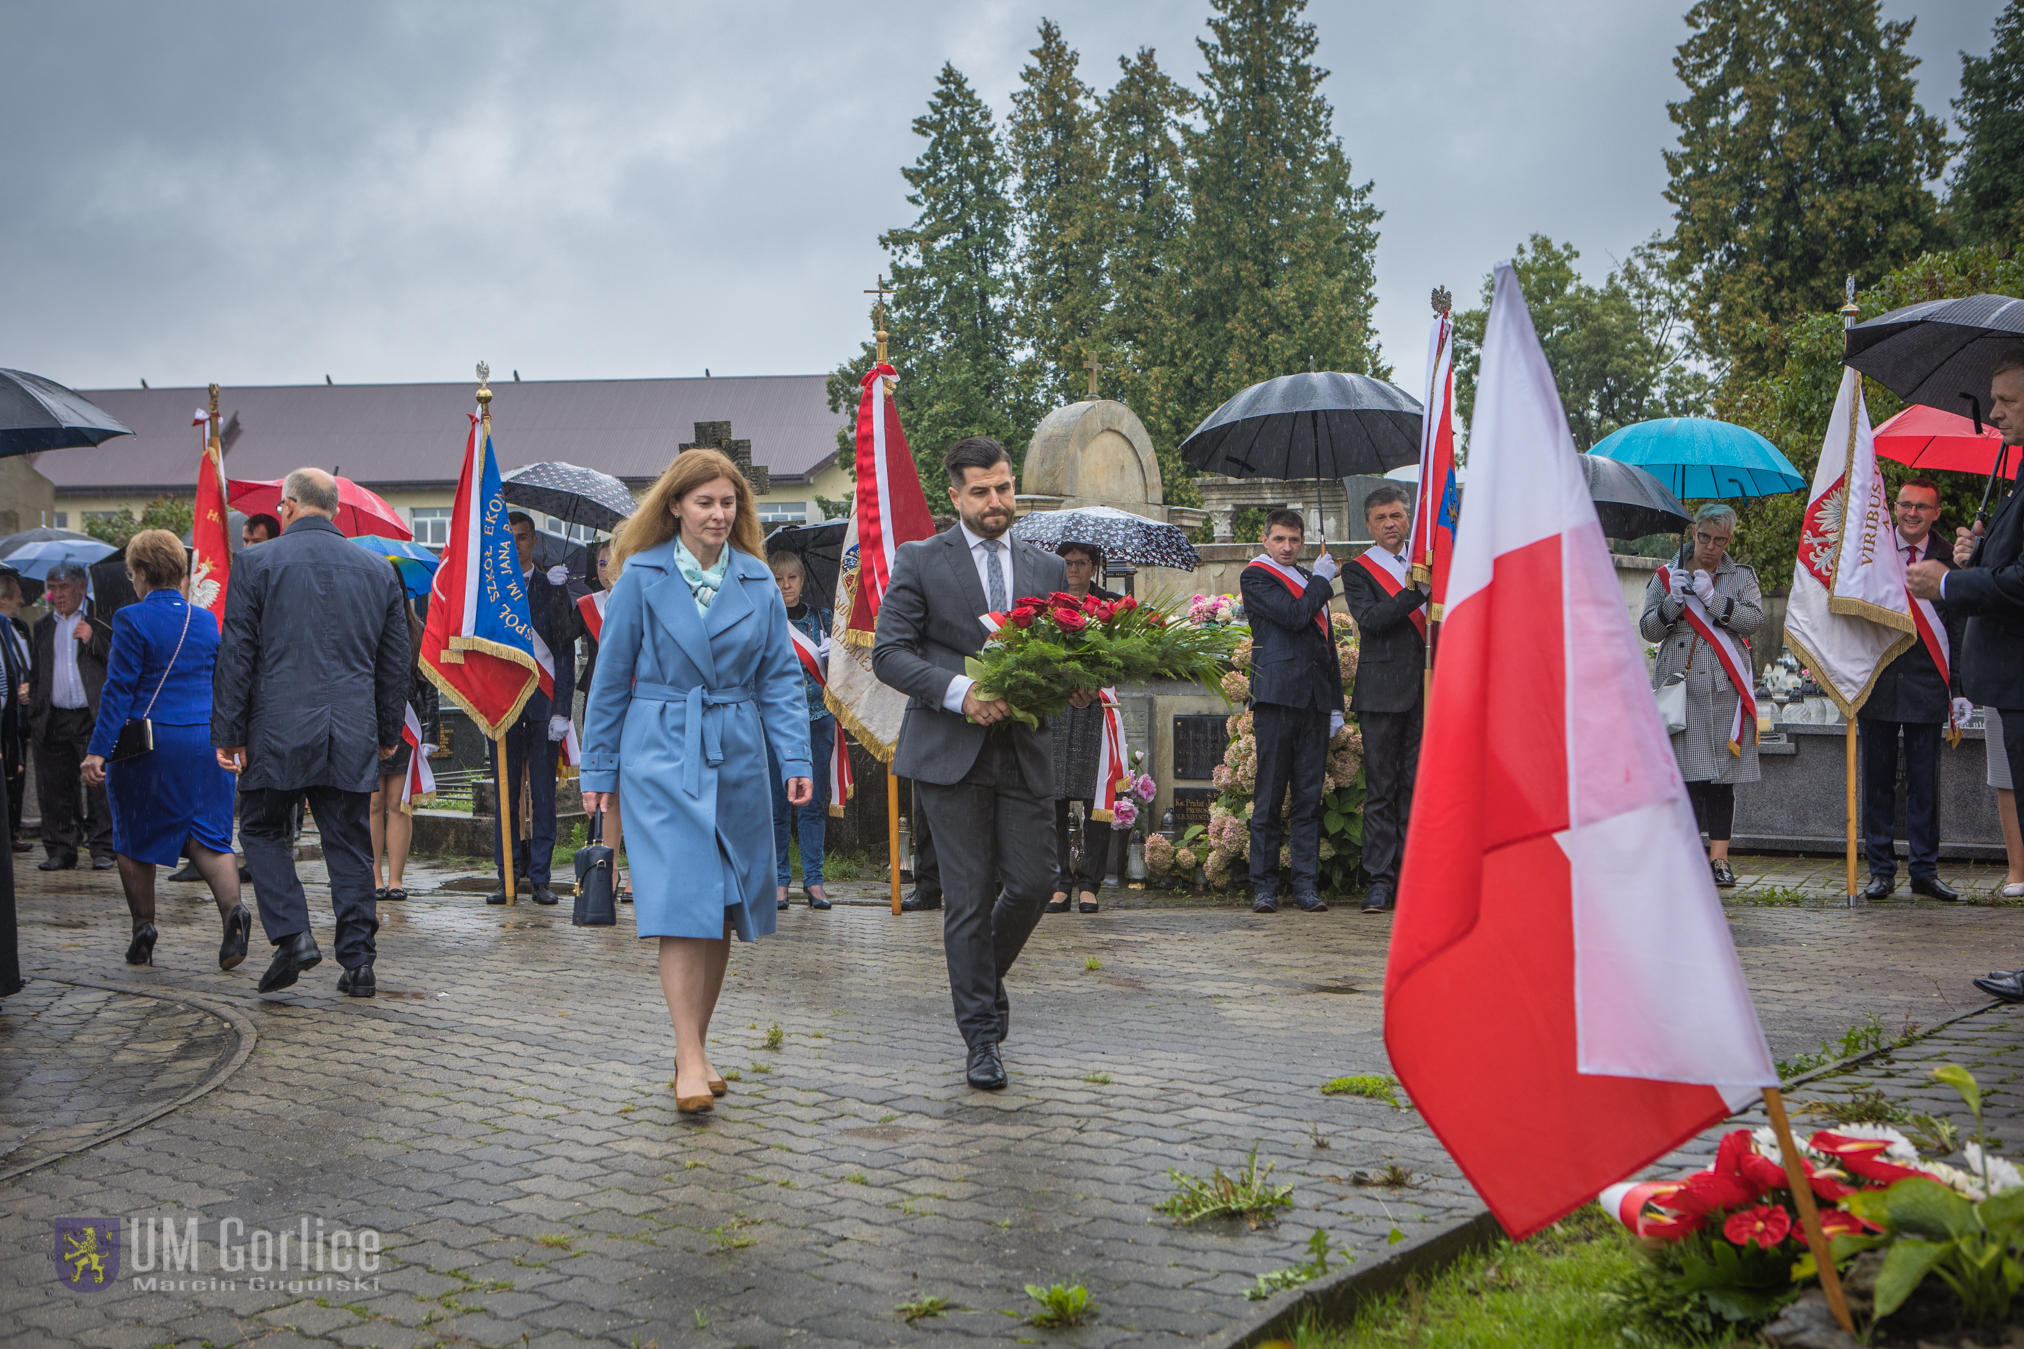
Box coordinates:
[1782,367,1915,715]
[1385,264,1776,1239]
[189,409,231,630]
[826,363,935,759]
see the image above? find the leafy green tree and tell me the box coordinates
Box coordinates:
[1722,246,2024,589]
[826,63,1024,502]
[1950,0,2024,245]
[1664,0,1948,378]
[1093,47,1198,503]
[1169,0,1385,455]
[1454,235,1712,452]
[84,495,194,550]
[1008,20,1108,413]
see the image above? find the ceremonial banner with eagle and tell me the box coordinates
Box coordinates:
[189,407,231,630]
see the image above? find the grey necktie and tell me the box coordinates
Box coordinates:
[982,539,1007,612]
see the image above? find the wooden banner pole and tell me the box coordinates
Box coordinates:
[1845,721,1859,907]
[888,765,903,915]
[496,733,516,905]
[1764,1086,1856,1335]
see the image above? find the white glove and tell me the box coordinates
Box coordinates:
[1311,551,1340,581]
[548,715,570,742]
[1329,711,1344,737]
[1952,697,1975,728]
[1691,570,1716,605]
[545,564,570,586]
[816,636,832,660]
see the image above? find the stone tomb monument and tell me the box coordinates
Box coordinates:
[1018,396,1170,520]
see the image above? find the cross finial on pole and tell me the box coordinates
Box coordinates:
[1084,350,1104,398]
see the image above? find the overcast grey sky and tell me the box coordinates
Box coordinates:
[0,1,2006,403]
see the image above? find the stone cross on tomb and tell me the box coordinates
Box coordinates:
[1083,352,1104,398]
[680,421,770,495]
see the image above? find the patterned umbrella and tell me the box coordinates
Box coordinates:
[1010,506,1200,570]
[501,461,637,532]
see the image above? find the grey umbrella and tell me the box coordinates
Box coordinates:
[1577,454,1692,540]
[501,461,637,532]
[1010,506,1201,571]
[0,369,134,457]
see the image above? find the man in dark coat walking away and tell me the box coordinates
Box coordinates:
[1860,478,1968,902]
[30,562,113,870]
[213,468,409,997]
[1338,485,1429,915]
[1240,508,1347,915]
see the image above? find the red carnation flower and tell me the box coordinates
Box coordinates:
[1052,607,1089,632]
[1723,1205,1792,1249]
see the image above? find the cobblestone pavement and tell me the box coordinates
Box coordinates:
[2,850,2019,1348]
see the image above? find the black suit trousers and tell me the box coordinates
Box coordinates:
[243,785,378,971]
[915,732,1052,1050]
[1249,702,1330,893]
[34,707,111,860]
[1359,709,1422,893]
[1859,719,1942,880]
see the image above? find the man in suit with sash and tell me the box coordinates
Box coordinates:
[872,437,1082,1090]
[1239,509,1346,914]
[1911,348,2024,998]
[1860,477,1968,901]
[1338,485,1429,915]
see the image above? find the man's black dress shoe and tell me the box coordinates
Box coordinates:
[219,906,252,971]
[91,855,115,871]
[238,864,252,882]
[1910,876,1961,902]
[530,883,559,906]
[1862,874,1897,900]
[900,891,942,912]
[337,964,376,998]
[125,923,157,966]
[1295,893,1328,913]
[1252,889,1278,914]
[167,861,203,882]
[257,931,322,993]
[966,1042,1007,1090]
[37,854,75,871]
[11,839,32,853]
[485,888,508,905]
[1362,886,1390,914]
[1973,971,2024,1003]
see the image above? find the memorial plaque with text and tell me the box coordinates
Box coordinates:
[1172,714,1230,780]
[1171,788,1218,834]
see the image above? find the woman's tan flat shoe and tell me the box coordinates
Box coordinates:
[673,1078,716,1114]
[707,1074,729,1097]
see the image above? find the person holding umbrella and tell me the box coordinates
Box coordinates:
[1906,346,2024,999]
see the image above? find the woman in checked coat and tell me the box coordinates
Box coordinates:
[1640,502,1762,889]
[579,448,812,1114]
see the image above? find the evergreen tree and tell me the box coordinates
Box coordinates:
[1170,0,1385,457]
[826,63,1022,502]
[1095,47,1199,503]
[1008,20,1108,413]
[1664,0,1947,378]
[1951,0,2024,245]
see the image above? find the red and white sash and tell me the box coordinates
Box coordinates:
[399,703,436,810]
[576,590,608,642]
[787,624,854,813]
[1657,567,1756,756]
[1352,548,1428,641]
[1247,557,1332,640]
[1089,689,1130,822]
[1901,536,1956,731]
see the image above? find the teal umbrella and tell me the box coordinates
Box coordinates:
[353,535,438,598]
[1589,417,1804,499]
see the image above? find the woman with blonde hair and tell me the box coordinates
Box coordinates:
[580,449,813,1113]
[81,530,250,969]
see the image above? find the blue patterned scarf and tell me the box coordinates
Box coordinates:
[672,536,730,610]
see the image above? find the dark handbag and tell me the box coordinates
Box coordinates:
[572,810,617,926]
[108,599,193,764]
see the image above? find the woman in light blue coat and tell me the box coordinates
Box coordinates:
[580,449,813,1114]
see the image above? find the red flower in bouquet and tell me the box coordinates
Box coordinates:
[1115,594,1138,613]
[1016,596,1049,610]
[1008,605,1040,629]
[1808,1131,1933,1186]
[1052,607,1089,632]
[1049,591,1080,608]
[1723,1204,1792,1249]
[1817,1208,1876,1237]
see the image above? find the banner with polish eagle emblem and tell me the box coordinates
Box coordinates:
[1782,367,1915,715]
[189,408,231,630]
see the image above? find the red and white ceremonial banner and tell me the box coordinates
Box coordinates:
[1655,567,1756,755]
[398,703,436,812]
[1089,689,1129,822]
[1411,308,1459,607]
[189,410,231,630]
[1783,367,1915,715]
[575,590,608,643]
[1385,264,1775,1239]
[826,363,936,761]
[787,624,855,816]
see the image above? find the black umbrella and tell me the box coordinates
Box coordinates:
[1179,372,1424,480]
[1844,293,2024,521]
[0,369,134,456]
[764,521,847,614]
[0,526,97,558]
[1577,453,1692,540]
[500,461,637,532]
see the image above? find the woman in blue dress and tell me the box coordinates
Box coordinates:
[580,449,813,1114]
[81,530,251,969]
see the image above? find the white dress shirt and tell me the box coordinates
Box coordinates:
[51,610,87,709]
[942,522,1016,714]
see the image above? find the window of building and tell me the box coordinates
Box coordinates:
[540,517,604,545]
[411,507,452,548]
[53,512,68,528]
[758,500,809,525]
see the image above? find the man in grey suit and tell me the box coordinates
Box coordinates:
[873,437,1088,1089]
[213,468,409,998]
